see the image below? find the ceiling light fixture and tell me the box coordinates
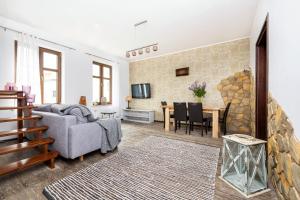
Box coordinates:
[126,43,159,58]
[138,49,143,55]
[146,47,150,53]
[125,20,159,58]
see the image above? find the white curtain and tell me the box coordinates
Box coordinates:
[16,33,41,104]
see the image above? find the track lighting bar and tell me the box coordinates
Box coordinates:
[126,43,159,58]
[127,43,158,52]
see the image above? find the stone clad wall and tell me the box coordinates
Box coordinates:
[217,70,251,134]
[250,74,256,137]
[268,96,300,200]
[129,39,250,121]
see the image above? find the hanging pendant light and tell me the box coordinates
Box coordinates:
[125,20,159,58]
[138,49,143,55]
[145,47,150,53]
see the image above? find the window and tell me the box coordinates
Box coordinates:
[39,47,62,104]
[92,61,112,105]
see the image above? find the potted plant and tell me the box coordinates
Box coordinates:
[188,81,207,103]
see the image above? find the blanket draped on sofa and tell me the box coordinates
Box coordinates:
[35,104,122,153]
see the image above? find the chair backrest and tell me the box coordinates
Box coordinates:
[188,102,204,123]
[173,102,188,121]
[161,101,167,107]
[223,102,231,122]
[161,101,167,112]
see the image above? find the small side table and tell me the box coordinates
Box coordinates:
[220,134,270,198]
[101,112,116,118]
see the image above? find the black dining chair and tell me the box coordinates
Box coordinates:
[188,102,209,136]
[173,102,188,134]
[161,101,174,128]
[220,102,231,135]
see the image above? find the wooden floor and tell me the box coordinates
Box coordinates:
[0,121,277,200]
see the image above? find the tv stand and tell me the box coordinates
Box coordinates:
[122,108,154,123]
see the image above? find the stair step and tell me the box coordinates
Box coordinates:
[0,96,26,99]
[0,126,48,138]
[0,115,42,123]
[0,91,23,95]
[0,138,55,155]
[0,151,58,176]
[0,106,36,110]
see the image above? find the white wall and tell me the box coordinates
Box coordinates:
[0,17,129,130]
[250,0,300,137]
[0,28,17,138]
[64,50,93,105]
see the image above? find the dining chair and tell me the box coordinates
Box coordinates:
[220,102,231,135]
[187,102,209,136]
[173,102,188,134]
[161,101,174,128]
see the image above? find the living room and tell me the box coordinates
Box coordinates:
[0,0,300,199]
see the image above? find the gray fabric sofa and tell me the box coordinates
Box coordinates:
[31,111,104,159]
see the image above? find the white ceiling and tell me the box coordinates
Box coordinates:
[0,0,258,61]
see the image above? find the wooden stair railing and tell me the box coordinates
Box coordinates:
[0,90,58,176]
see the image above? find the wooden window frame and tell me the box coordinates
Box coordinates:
[39,47,62,104]
[93,61,112,105]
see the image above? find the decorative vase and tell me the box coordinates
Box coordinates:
[5,82,16,91]
[22,85,31,95]
[196,96,203,103]
[27,94,35,105]
[79,96,87,106]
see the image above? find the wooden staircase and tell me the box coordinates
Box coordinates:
[0,90,58,176]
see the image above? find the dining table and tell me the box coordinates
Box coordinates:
[162,105,223,138]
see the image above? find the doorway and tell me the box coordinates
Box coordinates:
[255,16,269,141]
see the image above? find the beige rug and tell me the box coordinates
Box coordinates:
[44,136,220,200]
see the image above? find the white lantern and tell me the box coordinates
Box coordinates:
[220,134,270,197]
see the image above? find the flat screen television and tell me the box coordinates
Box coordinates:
[131,83,151,99]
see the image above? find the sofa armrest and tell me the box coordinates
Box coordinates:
[32,111,77,158]
[68,122,103,159]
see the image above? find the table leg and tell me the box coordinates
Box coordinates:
[165,107,170,131]
[212,110,219,138]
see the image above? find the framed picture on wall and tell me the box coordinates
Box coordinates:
[176,67,189,76]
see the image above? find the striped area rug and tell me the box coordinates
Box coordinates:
[43,136,220,200]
